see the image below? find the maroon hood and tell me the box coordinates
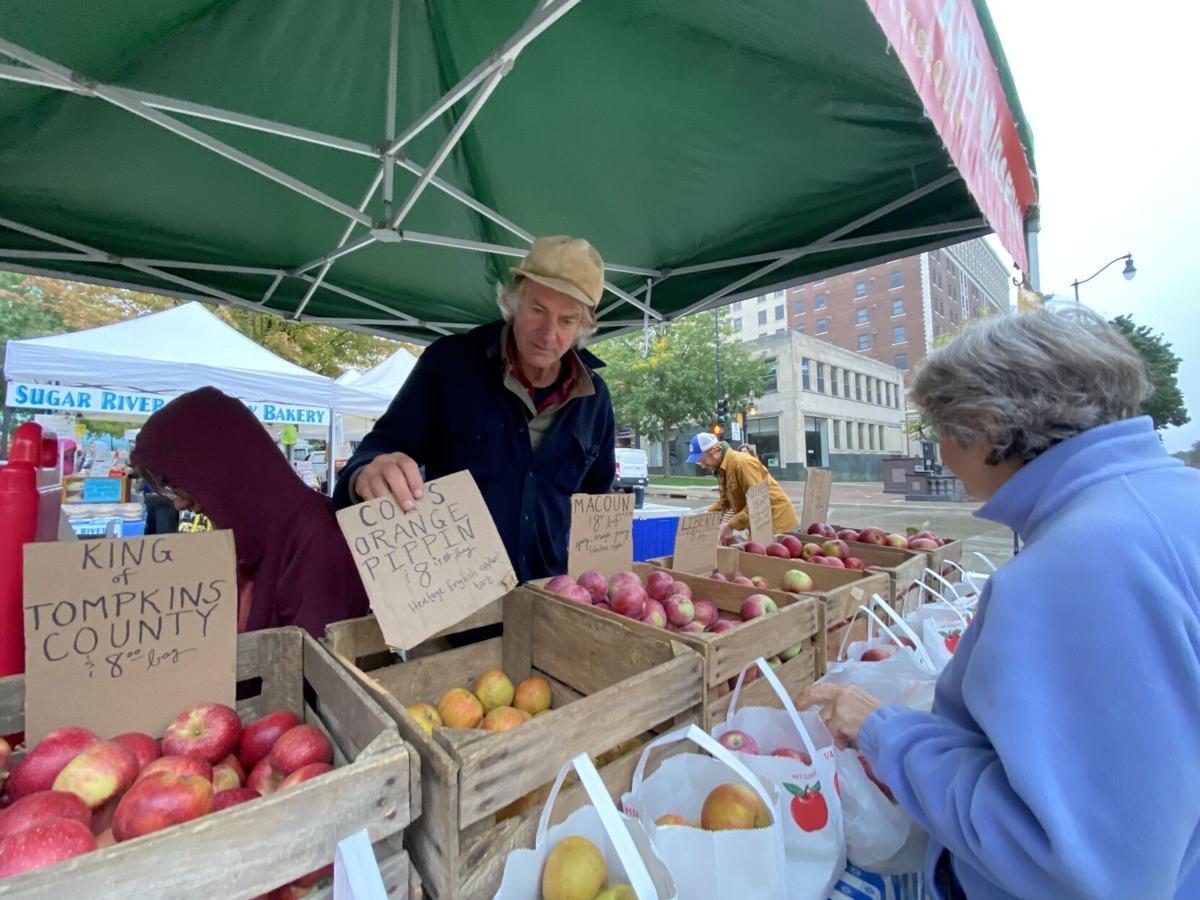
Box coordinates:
[131,387,368,635]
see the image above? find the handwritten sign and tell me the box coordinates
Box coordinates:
[568,493,634,579]
[802,468,832,528]
[673,511,722,574]
[22,531,237,743]
[337,470,516,651]
[746,480,773,547]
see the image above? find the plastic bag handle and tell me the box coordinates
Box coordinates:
[836,600,915,663]
[726,657,819,760]
[630,724,775,816]
[870,594,937,672]
[973,551,998,572]
[536,753,659,899]
[925,569,965,603]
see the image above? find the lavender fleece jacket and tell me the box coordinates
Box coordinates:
[858,417,1200,899]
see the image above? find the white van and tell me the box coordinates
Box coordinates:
[613,447,649,505]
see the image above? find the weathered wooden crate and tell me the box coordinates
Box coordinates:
[663,547,890,672]
[324,586,703,900]
[787,532,928,610]
[0,627,419,899]
[828,523,966,591]
[539,561,825,728]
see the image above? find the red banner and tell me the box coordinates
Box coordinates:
[866,0,1037,273]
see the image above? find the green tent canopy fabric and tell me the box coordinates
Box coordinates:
[0,0,1036,343]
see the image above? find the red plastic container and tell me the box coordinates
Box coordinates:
[0,422,42,676]
[39,432,59,469]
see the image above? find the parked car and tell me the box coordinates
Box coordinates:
[613,447,648,508]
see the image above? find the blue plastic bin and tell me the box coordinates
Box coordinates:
[632,510,683,562]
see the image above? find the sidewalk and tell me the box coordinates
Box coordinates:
[646,479,980,512]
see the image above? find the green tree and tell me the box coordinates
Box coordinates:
[1110,315,1190,430]
[0,285,68,441]
[596,310,769,475]
[1173,440,1200,467]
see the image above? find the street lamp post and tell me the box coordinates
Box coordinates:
[1071,253,1136,304]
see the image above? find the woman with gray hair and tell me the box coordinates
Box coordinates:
[801,308,1200,899]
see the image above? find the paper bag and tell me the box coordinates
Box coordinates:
[713,658,845,900]
[494,752,675,899]
[622,724,788,900]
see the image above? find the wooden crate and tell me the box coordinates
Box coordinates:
[829,523,966,591]
[0,628,418,899]
[539,561,825,728]
[787,532,928,610]
[324,586,703,900]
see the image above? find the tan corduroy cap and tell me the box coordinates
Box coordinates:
[510,235,605,308]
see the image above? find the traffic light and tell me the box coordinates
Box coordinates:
[712,422,724,438]
[717,397,728,417]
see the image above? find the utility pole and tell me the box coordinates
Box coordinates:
[713,308,723,417]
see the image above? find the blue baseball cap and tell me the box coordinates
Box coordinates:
[687,432,719,463]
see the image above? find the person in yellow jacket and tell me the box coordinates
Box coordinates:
[686,432,798,544]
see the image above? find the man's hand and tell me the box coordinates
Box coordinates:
[719,523,735,545]
[353,452,425,510]
[796,683,885,749]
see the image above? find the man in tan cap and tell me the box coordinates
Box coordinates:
[334,236,617,582]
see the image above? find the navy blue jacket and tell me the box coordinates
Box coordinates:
[333,320,616,581]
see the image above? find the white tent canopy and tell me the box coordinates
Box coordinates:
[334,347,417,414]
[4,301,381,417]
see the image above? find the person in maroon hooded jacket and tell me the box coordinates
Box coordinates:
[130,387,369,637]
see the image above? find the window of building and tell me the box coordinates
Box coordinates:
[746,416,782,470]
[843,374,852,399]
[758,295,766,303]
[732,317,742,330]
[893,325,906,344]
[889,271,903,289]
[951,308,960,324]
[774,305,785,321]
[771,290,786,301]
[816,317,829,334]
[857,333,870,351]
[855,374,863,401]
[845,421,854,449]
[832,420,841,450]
[869,425,877,450]
[855,308,868,325]
[794,323,806,335]
[757,310,767,326]
[732,301,742,311]
[762,357,778,393]
[829,366,839,396]
[891,298,904,317]
[895,353,908,370]
[793,298,805,315]
[858,422,866,448]
[854,281,867,299]
[933,297,944,315]
[804,416,829,468]
[815,291,829,309]
[801,358,811,390]
[816,363,826,393]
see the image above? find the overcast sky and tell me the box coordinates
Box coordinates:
[984,1,1200,452]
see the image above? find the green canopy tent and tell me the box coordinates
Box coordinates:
[0,0,1037,344]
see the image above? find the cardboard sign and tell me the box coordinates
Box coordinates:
[568,492,634,579]
[337,470,517,651]
[673,511,723,575]
[746,480,773,546]
[802,468,833,528]
[22,531,237,743]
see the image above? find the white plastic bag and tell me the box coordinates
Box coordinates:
[621,724,789,900]
[494,752,676,900]
[713,658,845,900]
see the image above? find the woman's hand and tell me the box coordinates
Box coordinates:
[796,683,885,749]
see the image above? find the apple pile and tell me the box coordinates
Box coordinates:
[405,670,553,738]
[805,522,947,552]
[544,570,781,635]
[653,781,773,832]
[717,730,813,765]
[0,703,334,885]
[738,532,867,571]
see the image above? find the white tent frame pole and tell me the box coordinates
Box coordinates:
[382,0,402,220]
[0,250,97,262]
[260,272,285,306]
[397,230,660,278]
[394,157,534,244]
[0,215,106,259]
[126,260,285,276]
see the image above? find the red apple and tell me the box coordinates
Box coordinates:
[211,763,242,793]
[0,818,96,877]
[593,601,613,613]
[908,538,940,551]
[112,772,213,841]
[0,791,92,838]
[669,580,693,600]
[138,755,213,783]
[749,575,771,590]
[884,533,910,549]
[771,747,813,765]
[820,556,845,568]
[641,599,667,628]
[577,571,610,604]
[161,703,242,764]
[112,732,160,771]
[709,571,728,582]
[800,542,823,561]
[543,574,575,593]
[859,755,896,803]
[556,583,592,604]
[247,757,285,795]
[218,753,246,783]
[731,575,755,587]
[779,535,805,557]
[677,622,706,634]
[844,557,866,571]
[911,530,939,542]
[211,787,260,812]
[237,710,301,771]
[860,647,891,662]
[5,727,99,801]
[836,529,860,543]
[765,542,791,559]
[781,569,815,594]
[821,539,850,560]
[52,740,139,809]
[739,594,778,620]
[718,730,759,755]
[707,619,738,634]
[743,542,767,556]
[806,522,836,538]
[665,594,695,626]
[692,599,719,628]
[607,571,642,597]
[610,583,647,619]
[644,570,676,602]
[279,762,333,789]
[269,725,333,776]
[857,527,887,545]
[0,735,11,772]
